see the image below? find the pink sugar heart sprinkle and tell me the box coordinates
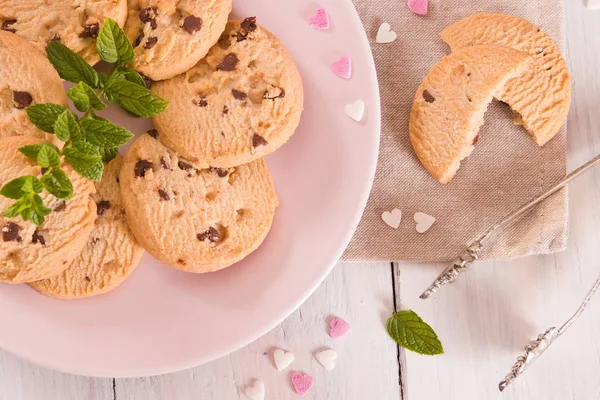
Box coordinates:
[309,8,330,30]
[291,373,314,396]
[408,0,428,15]
[331,56,352,79]
[328,316,351,339]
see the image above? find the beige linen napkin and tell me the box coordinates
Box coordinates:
[343,0,568,262]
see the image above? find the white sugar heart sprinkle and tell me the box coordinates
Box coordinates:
[587,0,600,9]
[382,208,402,229]
[273,348,294,371]
[245,379,265,400]
[376,23,397,44]
[345,100,365,122]
[414,212,436,233]
[315,349,337,371]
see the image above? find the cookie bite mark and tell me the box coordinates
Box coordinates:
[2,222,22,242]
[252,134,268,148]
[13,91,32,109]
[183,15,202,34]
[79,23,100,39]
[217,54,239,71]
[1,20,17,33]
[134,160,153,178]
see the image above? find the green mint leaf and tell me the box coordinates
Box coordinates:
[4,200,25,218]
[30,211,44,226]
[19,143,60,161]
[81,116,133,148]
[74,160,104,181]
[54,109,83,142]
[25,103,67,133]
[68,82,106,112]
[0,177,33,199]
[386,310,444,355]
[96,18,134,64]
[103,79,168,117]
[46,40,100,88]
[113,67,147,87]
[63,146,103,181]
[36,145,61,168]
[24,176,44,194]
[98,147,118,162]
[30,194,51,226]
[74,140,101,156]
[41,169,73,200]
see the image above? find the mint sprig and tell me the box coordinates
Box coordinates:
[387,310,444,355]
[0,18,168,226]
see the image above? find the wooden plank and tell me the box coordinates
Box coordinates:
[0,349,114,400]
[115,262,402,399]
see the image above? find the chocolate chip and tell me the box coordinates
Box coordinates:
[223,106,229,115]
[210,167,228,177]
[160,157,171,170]
[91,237,100,244]
[79,23,99,38]
[13,91,32,109]
[116,177,120,183]
[177,161,194,171]
[422,90,435,103]
[193,98,208,107]
[32,230,45,246]
[232,89,247,101]
[147,129,158,139]
[139,7,157,24]
[96,200,111,216]
[145,36,158,49]
[1,20,17,33]
[216,54,239,71]
[472,134,479,145]
[54,201,66,212]
[177,259,186,265]
[50,33,61,42]
[235,33,247,42]
[135,160,153,177]
[158,189,170,200]
[197,227,220,242]
[264,88,285,100]
[252,134,268,148]
[134,33,144,47]
[241,17,257,34]
[85,276,91,282]
[183,15,202,34]
[2,223,21,242]
[40,167,48,175]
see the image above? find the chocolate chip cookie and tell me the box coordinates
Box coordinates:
[29,156,145,299]
[119,132,279,273]
[0,31,67,142]
[124,0,232,80]
[0,0,127,65]
[152,18,304,168]
[0,136,97,283]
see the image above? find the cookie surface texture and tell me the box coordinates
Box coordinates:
[0,136,96,283]
[119,132,279,273]
[441,13,572,146]
[124,0,232,81]
[409,45,531,184]
[152,18,304,168]
[0,31,67,142]
[0,0,127,65]
[29,156,144,299]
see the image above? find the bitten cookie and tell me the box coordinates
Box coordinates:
[409,45,531,184]
[0,136,97,283]
[0,31,67,142]
[152,18,304,168]
[120,132,279,273]
[441,13,572,146]
[124,0,232,81]
[29,156,144,299]
[0,0,127,65]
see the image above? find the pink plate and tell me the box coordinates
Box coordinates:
[0,0,380,377]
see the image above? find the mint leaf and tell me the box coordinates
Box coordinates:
[113,67,146,87]
[74,160,104,181]
[54,110,83,142]
[68,82,106,112]
[81,116,133,148]
[23,176,44,194]
[386,310,444,355]
[96,18,134,64]
[41,169,73,199]
[98,147,118,162]
[3,198,29,218]
[37,145,61,168]
[19,144,60,161]
[103,79,168,117]
[63,146,103,181]
[46,41,100,88]
[74,140,101,156]
[0,177,34,199]
[30,194,51,226]
[26,103,67,133]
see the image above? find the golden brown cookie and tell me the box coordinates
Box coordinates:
[0,31,67,142]
[409,45,531,184]
[441,13,572,146]
[29,156,144,299]
[0,136,97,283]
[0,0,127,65]
[152,18,304,168]
[124,0,232,81]
[119,132,279,273]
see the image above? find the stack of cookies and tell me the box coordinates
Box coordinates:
[409,13,571,184]
[0,1,303,299]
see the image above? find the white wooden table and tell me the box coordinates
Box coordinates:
[1,2,599,399]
